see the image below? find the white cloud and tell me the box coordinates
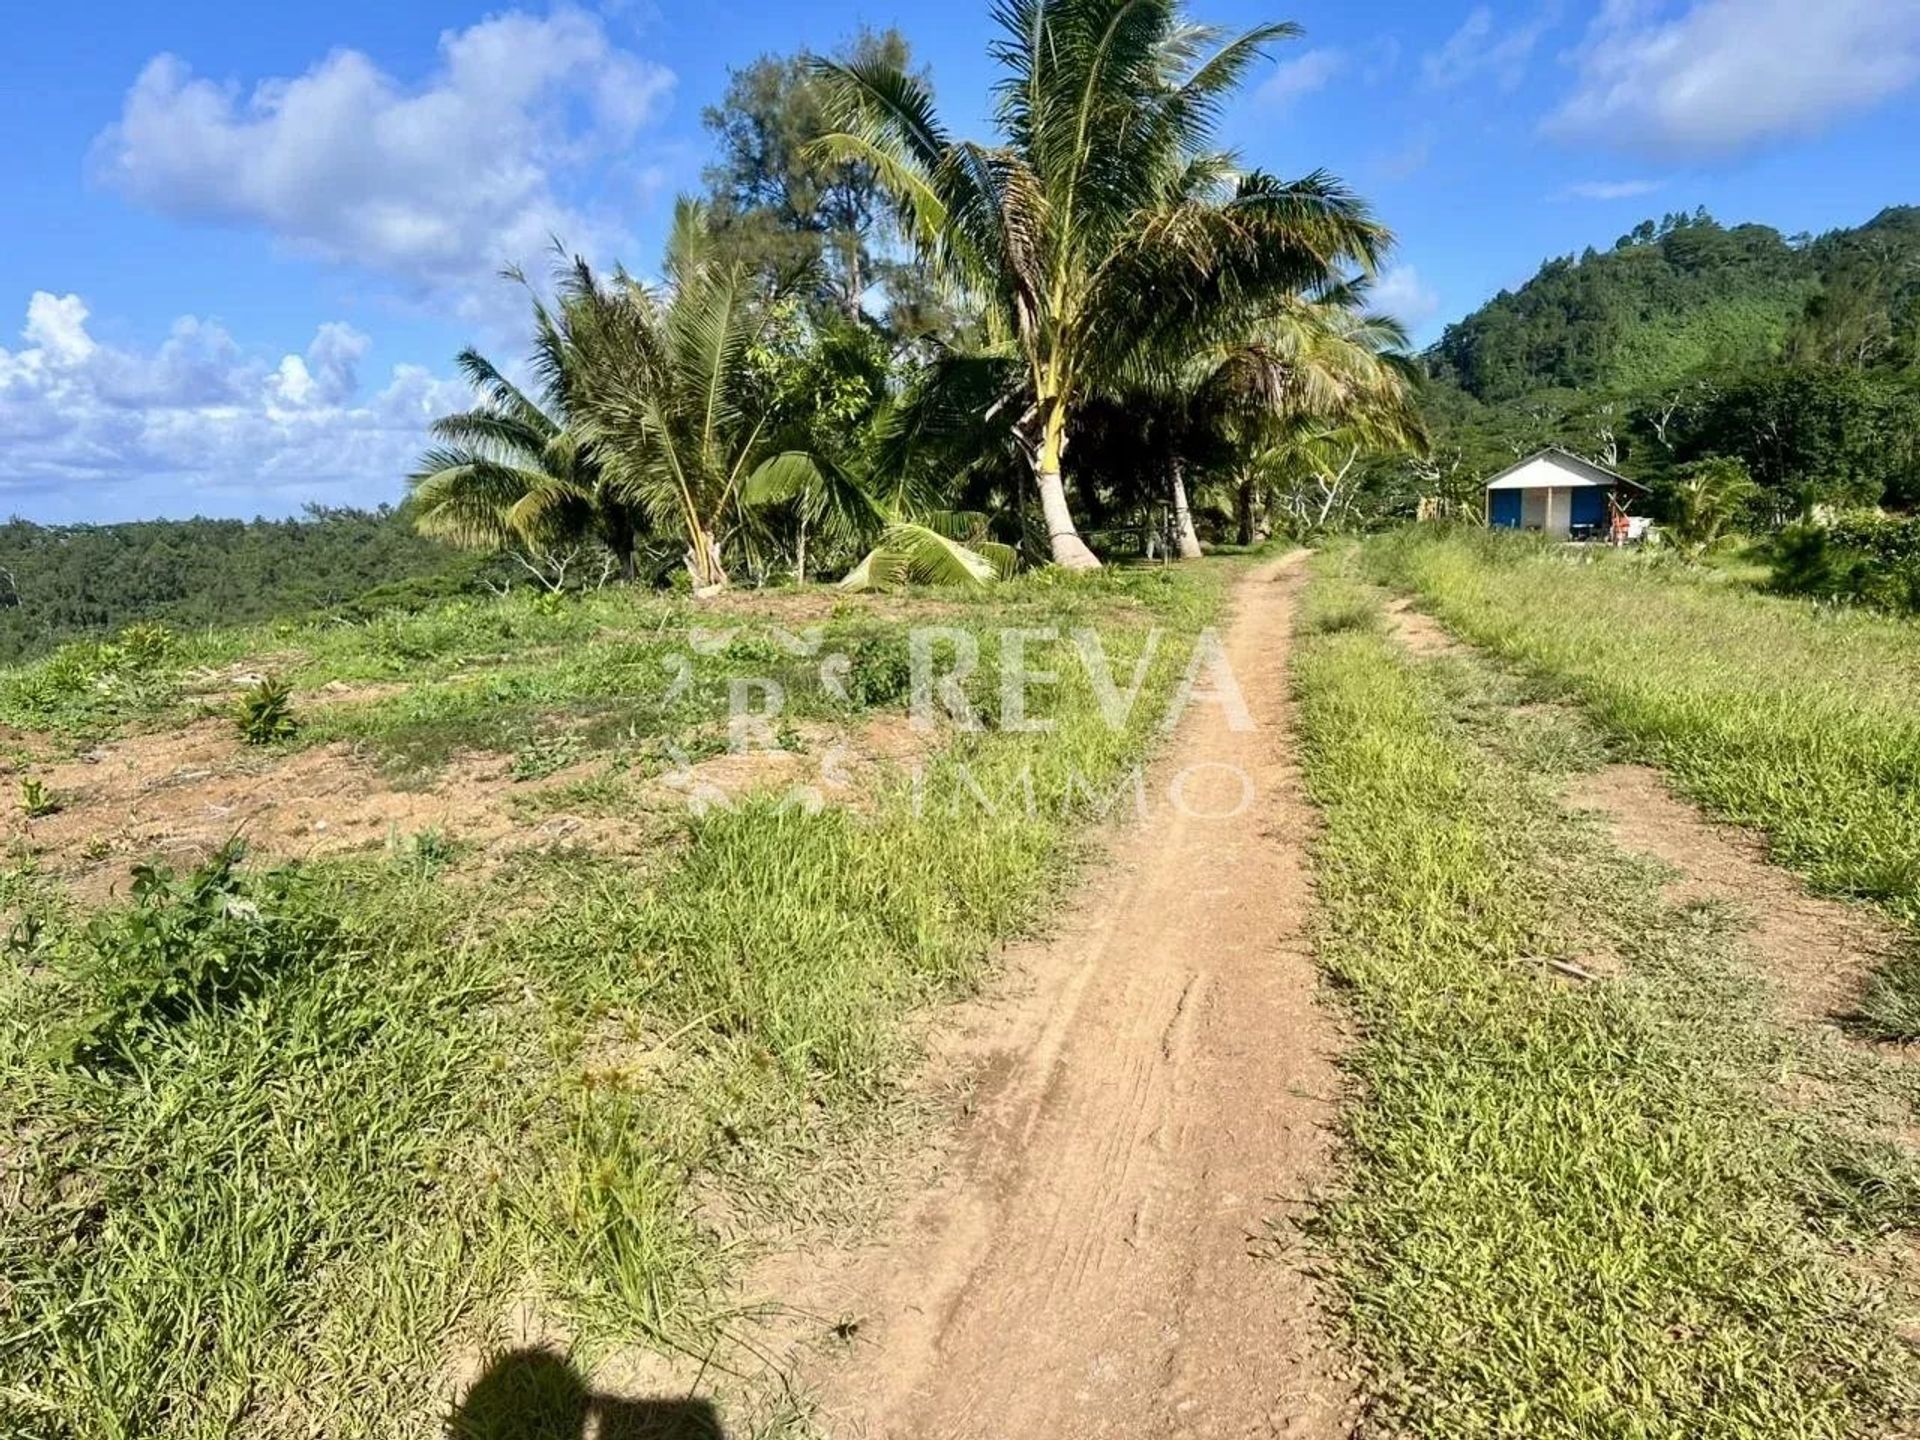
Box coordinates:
[1545,0,1920,157]
[271,323,372,408]
[0,292,467,519]
[24,293,98,365]
[1561,178,1667,200]
[1372,265,1442,330]
[1260,48,1347,107]
[1424,5,1556,90]
[91,8,674,309]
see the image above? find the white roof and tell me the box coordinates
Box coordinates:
[1484,448,1644,491]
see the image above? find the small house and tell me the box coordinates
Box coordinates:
[1484,448,1648,540]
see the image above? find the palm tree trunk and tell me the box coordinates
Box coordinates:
[795,515,808,585]
[1033,406,1100,571]
[1170,462,1203,560]
[686,525,729,592]
[1235,474,1256,547]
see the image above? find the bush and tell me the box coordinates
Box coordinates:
[1772,512,1920,613]
[1654,455,1757,555]
[39,839,344,1068]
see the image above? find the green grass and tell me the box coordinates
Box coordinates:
[0,569,1218,773]
[1362,526,1920,1036]
[1292,556,1920,1437]
[0,561,1236,1439]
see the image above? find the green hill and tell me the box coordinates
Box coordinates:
[1414,205,1920,516]
[1429,206,1920,403]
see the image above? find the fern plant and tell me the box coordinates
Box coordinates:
[232,676,298,745]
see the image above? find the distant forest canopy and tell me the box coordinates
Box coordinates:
[0,507,503,663]
[1415,205,1920,523]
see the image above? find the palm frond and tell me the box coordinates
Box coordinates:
[840,522,1014,589]
[409,451,563,550]
[743,450,888,547]
[451,348,560,437]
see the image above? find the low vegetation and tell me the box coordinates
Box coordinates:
[1360,527,1920,1035]
[231,675,298,746]
[0,559,1233,1438]
[1293,552,1920,1436]
[1772,510,1920,614]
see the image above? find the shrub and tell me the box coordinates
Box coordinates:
[1772,512,1920,613]
[40,839,343,1068]
[115,622,176,668]
[232,675,298,745]
[1654,455,1758,555]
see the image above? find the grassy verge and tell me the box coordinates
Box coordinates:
[0,562,1234,1439]
[1293,555,1920,1437]
[1361,527,1920,1036]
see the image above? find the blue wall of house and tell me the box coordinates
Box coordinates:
[1486,486,1611,531]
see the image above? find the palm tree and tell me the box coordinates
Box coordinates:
[814,0,1387,569]
[1195,286,1423,544]
[742,389,1020,588]
[410,303,648,580]
[559,201,830,591]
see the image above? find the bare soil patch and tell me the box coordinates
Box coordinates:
[1376,595,1904,1032]
[753,552,1355,1439]
[1383,594,1463,657]
[7,713,929,903]
[1566,763,1906,1029]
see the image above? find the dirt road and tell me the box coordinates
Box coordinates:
[804,552,1352,1439]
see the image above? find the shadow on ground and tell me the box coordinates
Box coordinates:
[448,1347,724,1439]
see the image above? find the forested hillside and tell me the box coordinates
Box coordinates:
[1415,206,1920,523]
[0,507,500,662]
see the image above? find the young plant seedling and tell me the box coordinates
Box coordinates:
[18,776,58,818]
[233,676,299,745]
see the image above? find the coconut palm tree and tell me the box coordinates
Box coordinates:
[559,200,838,591]
[813,0,1387,569]
[742,388,1020,589]
[409,304,649,580]
[1195,286,1423,545]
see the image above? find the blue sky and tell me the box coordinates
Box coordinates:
[3,0,1917,523]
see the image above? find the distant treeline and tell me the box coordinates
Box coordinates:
[0,506,509,663]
